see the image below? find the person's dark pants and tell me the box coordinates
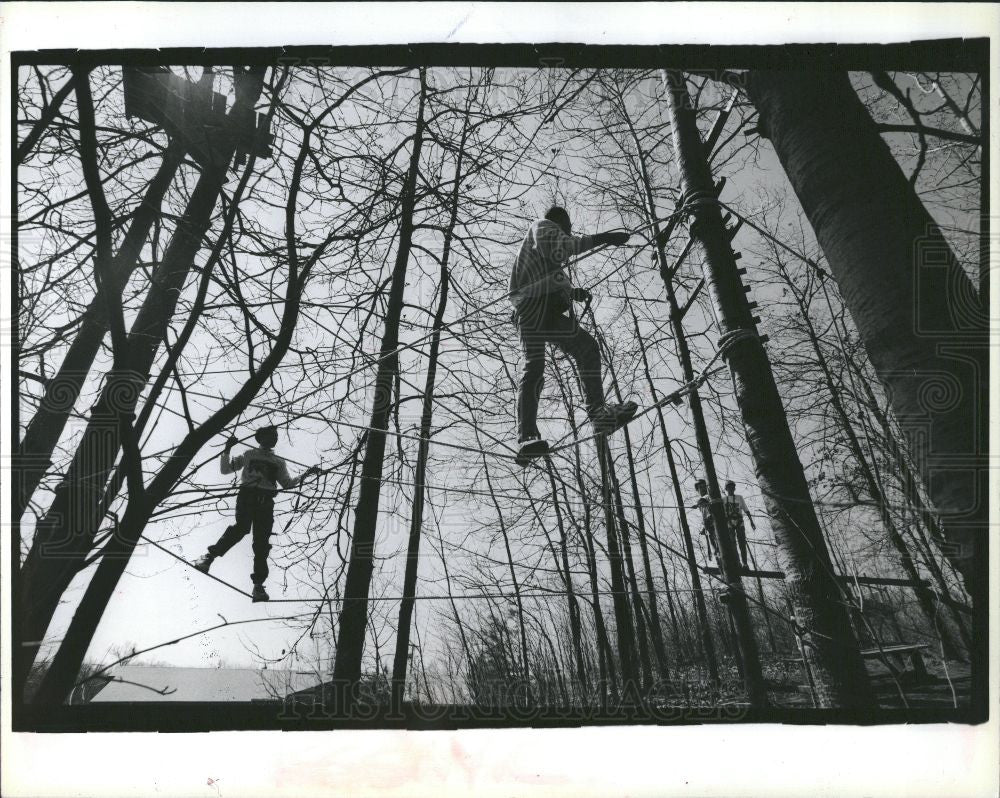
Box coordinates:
[703,522,719,558]
[208,486,275,585]
[733,521,749,566]
[515,295,605,442]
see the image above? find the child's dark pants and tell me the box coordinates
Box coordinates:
[703,521,720,558]
[515,295,605,442]
[733,521,749,566]
[208,486,275,585]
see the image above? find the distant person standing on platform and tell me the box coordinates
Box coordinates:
[692,478,719,559]
[723,479,756,569]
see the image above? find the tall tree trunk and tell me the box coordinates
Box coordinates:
[552,363,616,704]
[331,70,428,699]
[746,70,988,607]
[480,454,534,707]
[849,351,974,642]
[664,69,872,708]
[544,458,589,700]
[15,68,266,693]
[390,260,449,707]
[17,76,75,165]
[642,179,764,701]
[605,452,655,692]
[391,77,473,705]
[781,263,966,659]
[596,436,641,701]
[588,310,671,686]
[30,70,335,705]
[623,130,724,685]
[827,303,973,645]
[15,141,185,522]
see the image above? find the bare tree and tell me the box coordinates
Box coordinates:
[746,70,987,609]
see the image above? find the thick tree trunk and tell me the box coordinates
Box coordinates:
[30,88,323,705]
[15,140,185,521]
[641,184,765,702]
[664,69,873,708]
[32,502,151,704]
[781,267,966,659]
[17,77,74,165]
[15,69,266,693]
[332,70,428,701]
[746,70,988,607]
[852,364,974,643]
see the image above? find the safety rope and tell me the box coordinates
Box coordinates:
[178,329,742,465]
[145,532,716,604]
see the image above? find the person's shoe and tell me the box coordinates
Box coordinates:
[193,554,215,574]
[252,584,270,603]
[589,401,638,435]
[515,437,550,466]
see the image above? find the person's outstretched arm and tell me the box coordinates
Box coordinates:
[276,459,319,490]
[220,436,242,475]
[537,221,630,266]
[592,230,631,248]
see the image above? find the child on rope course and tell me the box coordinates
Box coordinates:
[194,425,318,602]
[510,205,637,465]
[724,479,756,569]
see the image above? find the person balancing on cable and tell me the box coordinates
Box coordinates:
[194,425,318,602]
[510,205,637,465]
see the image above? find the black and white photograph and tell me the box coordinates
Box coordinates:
[2,3,997,797]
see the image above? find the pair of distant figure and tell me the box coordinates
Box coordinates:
[196,206,638,598]
[693,478,757,569]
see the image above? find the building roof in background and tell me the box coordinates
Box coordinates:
[89,665,322,702]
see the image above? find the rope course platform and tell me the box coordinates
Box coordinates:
[702,566,932,589]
